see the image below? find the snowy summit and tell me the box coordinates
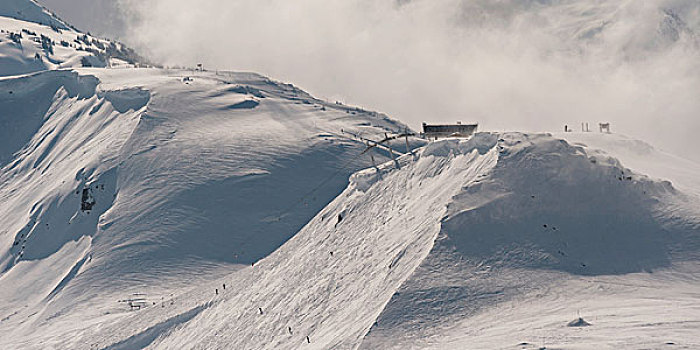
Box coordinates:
[1,1,700,349]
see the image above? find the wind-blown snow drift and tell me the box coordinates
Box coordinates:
[362,133,700,349]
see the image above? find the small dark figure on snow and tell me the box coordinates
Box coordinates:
[215,289,218,295]
[335,213,343,228]
[306,336,311,344]
[223,283,226,290]
[288,326,293,334]
[259,307,264,315]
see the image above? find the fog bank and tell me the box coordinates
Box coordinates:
[118,0,700,160]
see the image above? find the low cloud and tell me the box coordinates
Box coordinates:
[118,0,700,160]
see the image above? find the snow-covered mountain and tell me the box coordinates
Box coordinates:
[0,67,416,348]
[0,3,416,347]
[1,2,700,349]
[0,0,146,77]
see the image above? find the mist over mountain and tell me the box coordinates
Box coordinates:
[106,0,700,162]
[31,0,700,162]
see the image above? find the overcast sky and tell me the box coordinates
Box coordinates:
[36,0,700,161]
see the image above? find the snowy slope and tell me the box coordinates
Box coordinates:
[361,133,700,350]
[0,6,421,347]
[11,132,696,349]
[152,133,698,350]
[0,66,417,348]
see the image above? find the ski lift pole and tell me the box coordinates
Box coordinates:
[404,129,414,157]
[366,141,377,169]
[389,145,399,168]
